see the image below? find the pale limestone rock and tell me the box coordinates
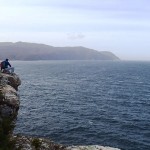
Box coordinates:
[0,84,19,117]
[66,145,120,150]
[1,73,21,90]
[0,72,21,135]
[2,85,19,105]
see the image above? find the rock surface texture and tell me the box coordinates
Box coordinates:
[66,146,120,150]
[0,73,121,150]
[0,73,21,119]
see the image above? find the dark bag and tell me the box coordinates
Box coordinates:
[1,61,6,70]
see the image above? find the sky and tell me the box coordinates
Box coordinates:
[0,0,150,60]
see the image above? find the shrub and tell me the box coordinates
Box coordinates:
[32,138,42,150]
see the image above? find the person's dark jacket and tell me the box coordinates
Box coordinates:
[5,61,11,68]
[1,60,11,70]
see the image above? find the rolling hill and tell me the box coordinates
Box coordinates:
[0,42,120,60]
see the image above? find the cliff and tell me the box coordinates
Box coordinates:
[0,42,120,61]
[0,73,21,149]
[0,73,120,150]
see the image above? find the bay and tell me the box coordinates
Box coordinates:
[13,60,150,150]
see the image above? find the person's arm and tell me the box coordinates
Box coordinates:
[8,62,11,67]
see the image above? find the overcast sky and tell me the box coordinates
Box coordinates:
[0,0,150,60]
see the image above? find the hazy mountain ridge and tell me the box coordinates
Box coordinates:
[0,42,119,60]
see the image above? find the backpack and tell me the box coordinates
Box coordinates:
[1,61,6,69]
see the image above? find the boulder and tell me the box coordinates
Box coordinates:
[2,73,21,91]
[66,145,120,150]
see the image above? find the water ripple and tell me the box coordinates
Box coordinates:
[14,61,150,150]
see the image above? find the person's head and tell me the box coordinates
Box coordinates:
[5,59,9,61]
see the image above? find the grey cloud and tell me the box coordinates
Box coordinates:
[67,33,85,40]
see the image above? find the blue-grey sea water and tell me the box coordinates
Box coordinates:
[13,61,150,150]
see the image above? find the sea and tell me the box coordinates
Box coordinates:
[13,60,150,150]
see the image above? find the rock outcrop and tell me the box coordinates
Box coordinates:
[0,72,121,150]
[66,146,120,150]
[0,72,21,149]
[0,73,21,120]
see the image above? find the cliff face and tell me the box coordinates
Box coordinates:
[0,73,21,120]
[0,73,21,149]
[0,73,120,150]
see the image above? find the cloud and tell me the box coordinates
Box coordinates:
[67,33,85,40]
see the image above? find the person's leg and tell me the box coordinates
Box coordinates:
[10,67,14,73]
[5,67,14,73]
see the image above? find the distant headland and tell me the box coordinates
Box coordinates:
[0,42,120,61]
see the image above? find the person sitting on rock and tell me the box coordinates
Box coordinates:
[1,59,14,74]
